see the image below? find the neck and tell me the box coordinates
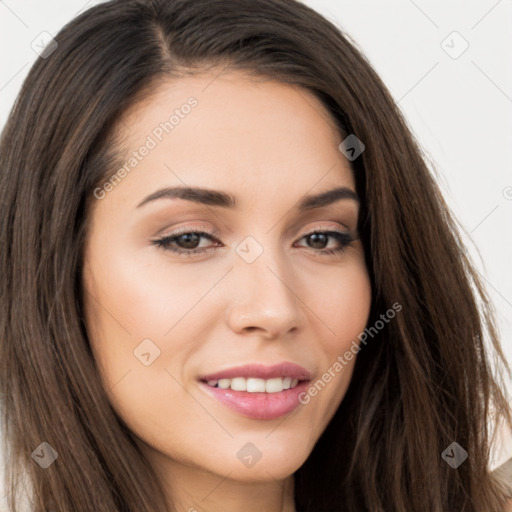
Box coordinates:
[161,464,296,512]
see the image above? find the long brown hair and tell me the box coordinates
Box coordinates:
[1,0,510,510]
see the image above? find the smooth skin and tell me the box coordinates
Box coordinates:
[82,69,372,512]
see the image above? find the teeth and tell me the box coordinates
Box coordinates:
[217,378,230,389]
[265,378,283,393]
[205,376,302,393]
[231,377,246,391]
[247,378,266,392]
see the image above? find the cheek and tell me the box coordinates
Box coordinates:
[328,263,372,382]
[82,262,202,445]
[331,267,372,343]
[299,254,371,416]
[81,244,227,419]
[83,237,225,346]
[307,253,372,350]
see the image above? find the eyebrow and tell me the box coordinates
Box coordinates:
[136,185,359,211]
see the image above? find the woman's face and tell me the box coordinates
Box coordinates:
[82,70,371,486]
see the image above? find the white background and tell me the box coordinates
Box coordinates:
[1,0,511,506]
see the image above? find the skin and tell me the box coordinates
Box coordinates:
[82,69,372,512]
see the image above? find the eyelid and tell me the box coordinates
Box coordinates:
[302,224,352,236]
[157,224,221,239]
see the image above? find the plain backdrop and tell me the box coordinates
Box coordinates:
[1,0,511,507]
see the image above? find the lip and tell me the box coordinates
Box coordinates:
[198,363,312,420]
[200,362,312,381]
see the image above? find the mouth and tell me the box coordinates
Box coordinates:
[198,363,312,420]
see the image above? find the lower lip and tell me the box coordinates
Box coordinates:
[199,380,310,420]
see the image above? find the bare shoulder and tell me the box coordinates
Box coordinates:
[491,457,512,511]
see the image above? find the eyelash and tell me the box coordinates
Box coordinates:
[151,227,356,257]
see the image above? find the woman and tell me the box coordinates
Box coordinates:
[0,0,511,510]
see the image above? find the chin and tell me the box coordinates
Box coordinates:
[208,443,309,482]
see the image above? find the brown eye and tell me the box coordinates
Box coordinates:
[152,230,221,257]
[296,230,356,255]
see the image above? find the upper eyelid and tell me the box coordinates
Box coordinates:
[157,226,354,244]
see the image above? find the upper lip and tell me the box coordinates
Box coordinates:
[200,362,312,381]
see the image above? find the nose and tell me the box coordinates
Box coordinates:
[225,246,305,340]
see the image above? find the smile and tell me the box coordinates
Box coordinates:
[198,363,312,420]
[204,376,300,393]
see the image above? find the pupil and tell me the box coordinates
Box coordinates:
[178,233,200,249]
[309,233,327,249]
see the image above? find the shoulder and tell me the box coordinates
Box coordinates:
[490,457,512,511]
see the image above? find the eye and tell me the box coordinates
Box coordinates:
[151,229,221,257]
[295,229,356,255]
[151,228,356,257]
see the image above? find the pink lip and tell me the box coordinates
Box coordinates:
[200,362,312,381]
[198,363,312,420]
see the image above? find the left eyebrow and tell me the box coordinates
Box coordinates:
[297,186,359,210]
[135,185,359,210]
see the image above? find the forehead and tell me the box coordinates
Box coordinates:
[95,69,355,212]
[119,68,342,138]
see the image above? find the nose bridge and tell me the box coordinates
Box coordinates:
[226,234,304,336]
[235,237,295,302]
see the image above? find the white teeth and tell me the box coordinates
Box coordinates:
[217,378,230,389]
[265,377,284,393]
[205,376,301,393]
[230,377,246,391]
[246,378,266,392]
